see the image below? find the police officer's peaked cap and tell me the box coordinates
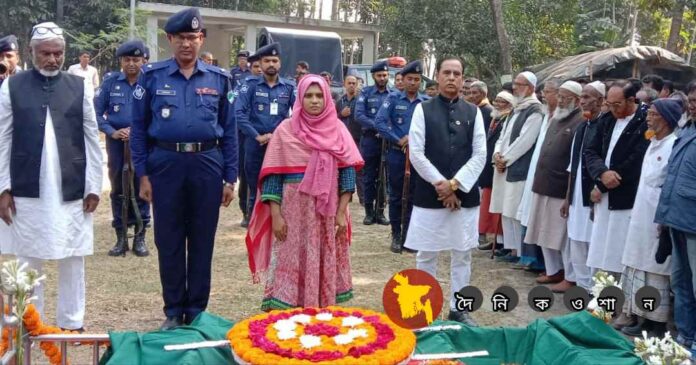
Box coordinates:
[0,35,18,53]
[237,50,250,58]
[370,60,388,73]
[116,39,147,58]
[144,47,151,60]
[254,43,281,59]
[164,7,203,34]
[399,60,423,76]
[247,52,259,63]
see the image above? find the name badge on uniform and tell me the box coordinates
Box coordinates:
[270,102,279,116]
[156,89,176,96]
[162,107,171,119]
[110,92,124,97]
[256,91,269,98]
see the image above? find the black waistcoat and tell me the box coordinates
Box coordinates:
[9,70,86,201]
[569,119,598,206]
[506,104,542,182]
[413,95,480,209]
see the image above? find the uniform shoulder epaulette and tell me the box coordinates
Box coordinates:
[243,75,261,84]
[282,77,297,87]
[142,61,169,73]
[204,63,231,78]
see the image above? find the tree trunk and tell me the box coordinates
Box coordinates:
[488,0,512,75]
[666,0,685,53]
[56,0,64,22]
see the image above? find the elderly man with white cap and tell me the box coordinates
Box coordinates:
[0,22,102,332]
[559,81,606,294]
[525,80,586,292]
[490,71,543,263]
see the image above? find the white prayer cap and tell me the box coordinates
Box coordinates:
[518,71,537,88]
[496,91,515,105]
[587,81,606,97]
[31,22,64,41]
[560,81,583,97]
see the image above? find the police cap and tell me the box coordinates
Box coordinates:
[115,39,146,58]
[164,7,203,34]
[399,60,423,76]
[0,35,18,53]
[254,43,281,59]
[370,60,388,73]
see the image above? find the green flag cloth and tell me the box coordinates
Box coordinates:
[99,312,238,365]
[414,311,642,365]
[99,311,641,365]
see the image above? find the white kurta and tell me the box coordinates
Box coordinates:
[621,133,676,275]
[566,133,593,243]
[405,103,486,252]
[0,76,102,259]
[586,114,633,273]
[489,103,543,218]
[516,114,550,226]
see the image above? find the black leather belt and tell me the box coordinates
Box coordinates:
[156,140,218,153]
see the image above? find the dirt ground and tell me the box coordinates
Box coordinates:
[4,187,578,364]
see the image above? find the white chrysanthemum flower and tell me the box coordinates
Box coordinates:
[273,319,297,332]
[347,329,368,338]
[341,316,364,327]
[290,314,312,324]
[645,355,662,365]
[276,329,297,340]
[333,334,354,345]
[299,335,321,349]
[315,312,333,321]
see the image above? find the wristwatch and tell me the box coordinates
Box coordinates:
[449,179,459,192]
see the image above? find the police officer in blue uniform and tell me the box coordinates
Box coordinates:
[375,61,428,253]
[355,60,392,225]
[0,35,20,85]
[130,8,238,330]
[95,39,152,257]
[230,50,251,87]
[235,42,295,216]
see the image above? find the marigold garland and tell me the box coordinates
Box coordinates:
[0,304,106,365]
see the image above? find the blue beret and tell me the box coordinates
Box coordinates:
[164,7,203,34]
[237,50,250,58]
[399,60,423,76]
[370,61,388,73]
[116,39,146,58]
[0,35,18,53]
[254,43,281,59]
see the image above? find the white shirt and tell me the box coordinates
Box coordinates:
[67,63,100,89]
[0,76,102,259]
[566,127,593,242]
[404,103,486,252]
[605,113,634,166]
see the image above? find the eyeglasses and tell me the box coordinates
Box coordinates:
[31,26,64,37]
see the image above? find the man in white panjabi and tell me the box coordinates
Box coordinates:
[404,57,486,327]
[489,72,543,261]
[0,22,102,331]
[514,80,558,270]
[525,81,585,291]
[67,50,100,90]
[560,81,606,293]
[583,80,649,278]
[616,98,679,336]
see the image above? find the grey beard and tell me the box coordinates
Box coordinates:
[553,106,574,121]
[38,69,60,77]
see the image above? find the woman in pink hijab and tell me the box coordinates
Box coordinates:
[246,74,364,311]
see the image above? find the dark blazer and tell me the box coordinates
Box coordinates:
[582,107,650,210]
[480,102,493,133]
[568,116,601,207]
[479,113,508,188]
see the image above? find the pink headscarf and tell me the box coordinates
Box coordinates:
[290,74,363,217]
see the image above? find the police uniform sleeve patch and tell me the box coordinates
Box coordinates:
[133,85,145,100]
[383,100,390,108]
[358,96,365,102]
[240,84,248,94]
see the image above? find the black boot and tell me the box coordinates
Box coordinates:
[108,228,128,257]
[240,214,250,228]
[375,209,389,225]
[390,229,402,253]
[132,228,150,257]
[363,203,376,225]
